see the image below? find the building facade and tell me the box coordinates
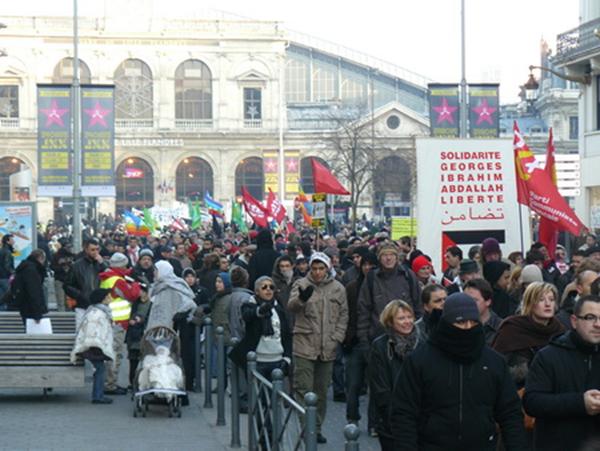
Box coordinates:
[0,13,430,222]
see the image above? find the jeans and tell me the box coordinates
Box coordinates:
[345,344,368,422]
[332,344,345,396]
[91,360,106,401]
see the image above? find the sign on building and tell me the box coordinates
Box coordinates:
[468,84,500,138]
[428,84,460,138]
[416,138,530,271]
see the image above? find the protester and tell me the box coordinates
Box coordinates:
[446,259,480,294]
[288,252,348,444]
[492,282,565,389]
[197,253,221,298]
[341,245,369,286]
[413,284,447,341]
[463,278,502,345]
[484,260,519,318]
[64,238,107,327]
[229,267,253,342]
[443,246,462,282]
[50,238,74,312]
[271,255,297,312]
[132,248,155,285]
[125,286,151,389]
[0,234,16,304]
[368,300,420,451]
[14,249,48,325]
[249,229,280,287]
[390,292,528,450]
[481,237,502,263]
[411,255,435,288]
[71,288,115,404]
[523,294,600,451]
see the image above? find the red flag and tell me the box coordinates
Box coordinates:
[266,188,287,224]
[513,122,584,236]
[311,158,350,195]
[241,187,268,228]
[538,128,559,257]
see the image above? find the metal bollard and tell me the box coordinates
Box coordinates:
[344,424,360,451]
[304,392,318,451]
[247,352,258,451]
[229,338,241,448]
[216,326,226,426]
[194,324,202,393]
[203,317,213,408]
[271,369,284,451]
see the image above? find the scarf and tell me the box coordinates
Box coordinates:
[491,315,565,355]
[430,320,486,364]
[386,326,419,359]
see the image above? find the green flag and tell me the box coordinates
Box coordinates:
[232,201,248,232]
[190,201,202,230]
[143,207,159,232]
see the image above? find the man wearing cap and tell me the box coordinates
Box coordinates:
[288,251,348,444]
[447,259,481,295]
[99,252,141,395]
[390,293,527,450]
[132,248,155,285]
[357,243,421,348]
[158,244,183,278]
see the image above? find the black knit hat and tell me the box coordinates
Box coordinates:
[90,288,112,305]
[483,261,510,287]
[441,293,480,324]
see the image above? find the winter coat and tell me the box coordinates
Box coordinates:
[287,273,348,361]
[343,276,363,348]
[271,258,298,311]
[523,331,600,451]
[14,255,47,321]
[390,341,527,451]
[147,275,197,330]
[368,331,419,438]
[71,304,114,363]
[64,255,107,309]
[357,265,421,344]
[491,287,520,319]
[483,310,503,346]
[248,230,280,288]
[229,287,253,341]
[125,301,152,351]
[50,247,74,282]
[0,244,15,279]
[132,263,154,286]
[229,296,292,370]
[210,290,233,345]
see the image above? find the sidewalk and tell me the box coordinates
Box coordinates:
[0,387,235,451]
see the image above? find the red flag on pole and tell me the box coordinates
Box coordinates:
[241,187,268,228]
[266,188,287,224]
[311,158,350,195]
[513,122,584,236]
[538,128,559,257]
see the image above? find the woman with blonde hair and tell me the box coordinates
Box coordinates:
[492,282,565,388]
[368,299,419,451]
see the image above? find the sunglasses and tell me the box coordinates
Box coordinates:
[261,284,275,290]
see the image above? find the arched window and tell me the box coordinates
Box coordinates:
[312,58,338,102]
[235,157,264,201]
[373,156,411,217]
[176,157,213,202]
[116,157,154,212]
[114,59,153,120]
[175,60,212,120]
[300,156,328,194]
[52,58,91,84]
[0,157,29,201]
[286,57,309,103]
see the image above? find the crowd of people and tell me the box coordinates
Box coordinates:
[1,220,600,450]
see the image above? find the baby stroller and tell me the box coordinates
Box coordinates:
[132,326,186,418]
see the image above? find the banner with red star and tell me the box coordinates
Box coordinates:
[37,84,73,197]
[428,83,460,138]
[81,85,115,197]
[469,84,499,138]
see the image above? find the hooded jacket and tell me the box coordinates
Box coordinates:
[272,256,298,311]
[524,331,600,451]
[248,230,280,288]
[287,272,348,361]
[14,255,47,321]
[146,261,197,330]
[390,326,527,451]
[71,303,114,363]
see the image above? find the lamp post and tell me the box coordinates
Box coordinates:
[459,0,468,138]
[72,0,82,252]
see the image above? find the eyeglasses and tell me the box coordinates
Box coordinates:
[261,285,275,290]
[576,314,600,324]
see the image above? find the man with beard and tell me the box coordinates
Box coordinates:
[391,292,527,450]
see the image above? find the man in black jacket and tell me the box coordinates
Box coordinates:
[0,234,15,306]
[14,249,48,325]
[64,238,107,327]
[523,294,600,451]
[390,292,527,451]
[248,229,280,288]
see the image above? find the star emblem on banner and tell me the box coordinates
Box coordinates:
[472,98,497,125]
[84,101,112,127]
[265,158,277,171]
[286,159,298,172]
[432,97,458,125]
[40,99,68,127]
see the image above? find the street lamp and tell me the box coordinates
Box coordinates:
[523,71,540,103]
[527,64,591,89]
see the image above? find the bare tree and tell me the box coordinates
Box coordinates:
[323,107,379,231]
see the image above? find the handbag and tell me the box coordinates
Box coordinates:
[517,387,535,430]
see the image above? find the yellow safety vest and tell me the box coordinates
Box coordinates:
[99,275,132,322]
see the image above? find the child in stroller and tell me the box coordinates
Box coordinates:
[132,326,186,418]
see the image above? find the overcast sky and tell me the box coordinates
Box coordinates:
[2,0,579,103]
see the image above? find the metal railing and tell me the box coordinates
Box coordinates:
[174,119,213,130]
[0,118,19,128]
[115,118,154,129]
[200,317,362,450]
[555,17,600,65]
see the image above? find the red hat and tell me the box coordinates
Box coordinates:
[411,255,432,274]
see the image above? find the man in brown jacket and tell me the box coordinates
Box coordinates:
[288,251,348,444]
